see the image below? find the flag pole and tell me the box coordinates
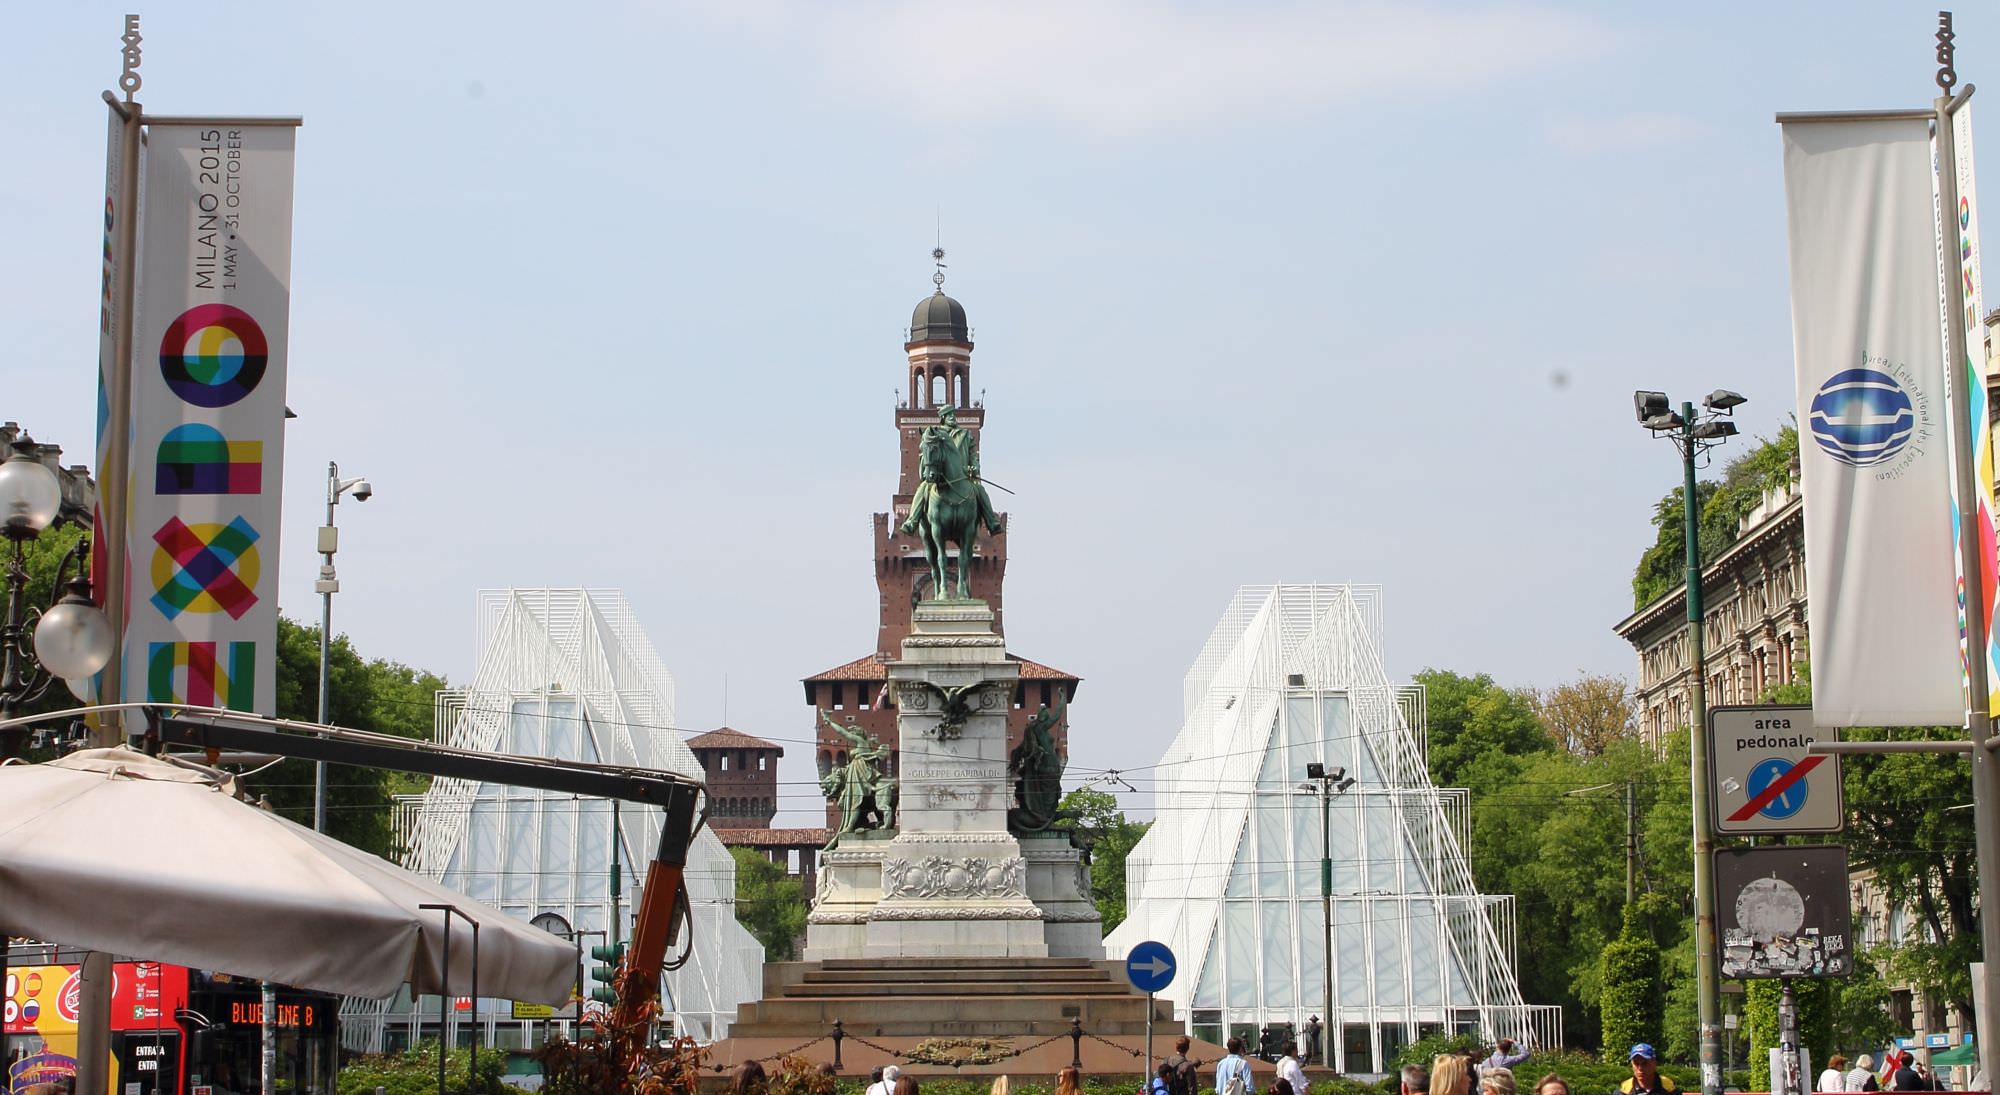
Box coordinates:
[1932,16,2000,1085]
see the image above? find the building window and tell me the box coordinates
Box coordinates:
[758,755,767,772]
[720,755,729,771]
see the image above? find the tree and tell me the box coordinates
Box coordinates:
[1599,898,1668,1062]
[1533,673,1639,757]
[730,847,806,961]
[238,616,449,858]
[1633,426,1799,608]
[1058,787,1150,934]
[1412,669,1550,791]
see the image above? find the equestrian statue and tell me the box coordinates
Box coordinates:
[900,402,1003,601]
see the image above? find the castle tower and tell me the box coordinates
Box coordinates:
[803,267,1080,827]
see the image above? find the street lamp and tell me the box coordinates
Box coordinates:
[1635,386,1744,1095]
[313,461,372,832]
[1299,761,1356,1069]
[0,430,113,757]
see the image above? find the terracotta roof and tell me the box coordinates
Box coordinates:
[802,654,889,683]
[685,727,783,754]
[715,827,832,847]
[1010,655,1080,683]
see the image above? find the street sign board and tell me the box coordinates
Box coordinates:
[1707,705,1843,835]
[1925,1034,1952,1048]
[1716,844,1854,978]
[1125,941,1176,993]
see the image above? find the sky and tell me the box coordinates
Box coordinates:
[4,1,1991,826]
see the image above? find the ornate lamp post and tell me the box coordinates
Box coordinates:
[0,428,114,757]
[1634,388,1743,1095]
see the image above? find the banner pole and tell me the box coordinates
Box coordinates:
[1934,83,2000,1093]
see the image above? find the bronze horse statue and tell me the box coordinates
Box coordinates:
[900,404,1002,600]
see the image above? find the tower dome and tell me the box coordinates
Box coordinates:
[909,291,970,345]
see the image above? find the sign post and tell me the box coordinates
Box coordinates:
[1126,941,1176,1081]
[1707,706,1844,836]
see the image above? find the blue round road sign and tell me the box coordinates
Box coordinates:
[1125,940,1176,993]
[1746,758,1810,820]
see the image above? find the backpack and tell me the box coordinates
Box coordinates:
[1166,1056,1197,1095]
[1224,1066,1249,1095]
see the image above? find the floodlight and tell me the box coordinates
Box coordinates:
[1634,390,1670,424]
[1692,420,1740,440]
[1306,762,1326,780]
[1703,389,1747,413]
[1645,411,1687,431]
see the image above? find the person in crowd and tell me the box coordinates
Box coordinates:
[1057,1067,1084,1095]
[1277,1040,1309,1095]
[1150,1064,1176,1095]
[894,1075,922,1095]
[1533,1073,1570,1095]
[1891,1052,1926,1092]
[1401,1065,1432,1095]
[1273,1082,1294,1095]
[1433,1054,1474,1095]
[1821,1054,1851,1092]
[993,1076,1012,1095]
[1165,1036,1201,1095]
[866,1066,899,1095]
[1481,1067,1518,1095]
[1617,1045,1678,1095]
[1216,1038,1256,1095]
[1485,1041,1531,1072]
[1850,1056,1882,1093]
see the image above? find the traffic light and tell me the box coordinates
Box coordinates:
[588,942,625,1004]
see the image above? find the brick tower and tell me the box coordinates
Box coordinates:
[803,266,1080,826]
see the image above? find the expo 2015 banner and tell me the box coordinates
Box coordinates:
[123,123,295,714]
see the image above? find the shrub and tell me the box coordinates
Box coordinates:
[336,1041,509,1095]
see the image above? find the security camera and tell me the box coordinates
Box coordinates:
[350,479,373,501]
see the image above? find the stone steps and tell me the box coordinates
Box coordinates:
[787,980,1131,998]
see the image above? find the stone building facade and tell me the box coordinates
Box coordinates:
[803,284,1080,828]
[1613,479,1808,747]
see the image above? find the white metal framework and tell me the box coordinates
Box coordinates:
[1106,585,1560,1072]
[344,589,763,1051]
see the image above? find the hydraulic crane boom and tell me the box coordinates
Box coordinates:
[151,708,703,1032]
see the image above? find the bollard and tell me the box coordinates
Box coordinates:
[833,1019,845,1070]
[1070,1018,1083,1070]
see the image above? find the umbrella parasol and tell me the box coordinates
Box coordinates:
[0,747,575,1002]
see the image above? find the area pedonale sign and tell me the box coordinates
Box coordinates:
[1706,705,1844,835]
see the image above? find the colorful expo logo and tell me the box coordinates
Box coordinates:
[159,303,268,408]
[150,515,262,620]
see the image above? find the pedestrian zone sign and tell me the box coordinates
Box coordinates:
[1707,705,1843,835]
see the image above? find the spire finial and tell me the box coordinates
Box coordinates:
[932,246,947,292]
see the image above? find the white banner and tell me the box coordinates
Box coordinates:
[1782,116,1962,726]
[125,123,296,714]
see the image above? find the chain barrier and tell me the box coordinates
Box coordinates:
[1085,1032,1146,1060]
[836,1028,1080,1066]
[710,1034,831,1072]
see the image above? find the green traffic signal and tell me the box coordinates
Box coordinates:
[589,943,624,963]
[588,985,618,1004]
[587,941,626,1003]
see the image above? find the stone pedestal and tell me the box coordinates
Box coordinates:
[804,599,1101,960]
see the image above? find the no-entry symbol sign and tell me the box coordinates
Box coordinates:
[1707,705,1844,835]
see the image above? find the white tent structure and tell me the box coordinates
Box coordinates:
[344,589,763,1051]
[1106,585,1559,1072]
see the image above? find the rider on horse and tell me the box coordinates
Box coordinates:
[900,403,1003,538]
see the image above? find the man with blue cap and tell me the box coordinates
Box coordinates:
[1617,1045,1678,1095]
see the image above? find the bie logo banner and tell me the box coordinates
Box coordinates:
[1808,367,1917,468]
[159,303,268,408]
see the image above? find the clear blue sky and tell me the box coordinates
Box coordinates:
[5,2,1990,824]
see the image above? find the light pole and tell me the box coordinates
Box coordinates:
[1634,388,1744,1095]
[1299,761,1355,1069]
[313,461,372,833]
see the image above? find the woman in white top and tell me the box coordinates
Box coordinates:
[1819,1054,1851,1092]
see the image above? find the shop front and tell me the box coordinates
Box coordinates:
[3,951,338,1095]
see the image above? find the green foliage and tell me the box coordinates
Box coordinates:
[1744,981,1833,1091]
[731,846,808,961]
[1632,426,1798,609]
[5,524,93,742]
[335,1041,508,1095]
[1598,900,1666,1061]
[1411,669,1552,791]
[1390,1030,1484,1071]
[243,615,448,858]
[1058,787,1150,933]
[1829,947,1899,1053]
